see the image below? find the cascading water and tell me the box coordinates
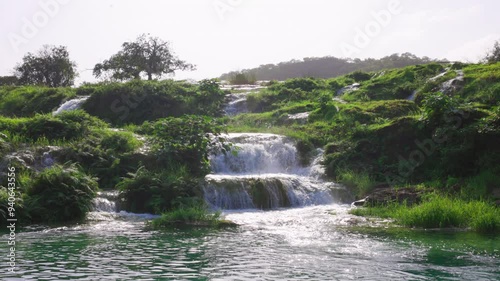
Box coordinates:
[203,133,351,210]
[225,92,251,116]
[92,191,118,213]
[53,96,89,115]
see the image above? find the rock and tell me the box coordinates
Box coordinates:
[351,198,367,207]
[364,186,425,206]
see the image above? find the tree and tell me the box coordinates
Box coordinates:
[0,76,19,86]
[93,34,195,81]
[14,45,77,87]
[484,40,500,63]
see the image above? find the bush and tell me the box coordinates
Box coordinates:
[0,86,75,117]
[277,77,325,92]
[0,111,106,143]
[150,204,223,228]
[25,164,98,223]
[117,166,197,214]
[229,72,256,85]
[347,71,372,82]
[58,128,142,189]
[81,79,226,125]
[337,169,376,198]
[140,115,230,176]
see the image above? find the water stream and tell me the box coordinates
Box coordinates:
[53,96,89,115]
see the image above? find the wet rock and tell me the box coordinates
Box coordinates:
[440,70,464,95]
[351,198,367,207]
[1,146,63,172]
[337,83,360,96]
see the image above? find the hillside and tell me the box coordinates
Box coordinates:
[220,53,439,81]
[0,62,499,233]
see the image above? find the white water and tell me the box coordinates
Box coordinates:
[440,69,464,94]
[204,133,350,209]
[225,92,252,115]
[406,90,417,101]
[53,96,89,115]
[92,191,118,213]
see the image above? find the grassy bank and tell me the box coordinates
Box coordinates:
[350,194,500,233]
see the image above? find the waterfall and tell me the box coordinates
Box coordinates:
[53,96,89,115]
[92,191,119,213]
[203,133,351,210]
[225,92,251,116]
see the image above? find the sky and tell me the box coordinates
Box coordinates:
[1,0,499,84]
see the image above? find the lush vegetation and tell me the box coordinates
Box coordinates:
[350,194,500,233]
[0,86,75,117]
[82,79,225,125]
[0,41,499,232]
[224,61,500,233]
[148,201,235,229]
[0,80,230,226]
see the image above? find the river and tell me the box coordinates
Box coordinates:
[1,206,499,280]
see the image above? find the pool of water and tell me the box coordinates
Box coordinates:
[2,205,499,280]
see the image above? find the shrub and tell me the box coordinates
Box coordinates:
[140,115,230,176]
[229,72,256,85]
[58,128,142,189]
[25,164,98,223]
[150,204,222,228]
[0,86,75,117]
[81,80,226,125]
[347,71,372,82]
[337,169,376,198]
[117,166,197,214]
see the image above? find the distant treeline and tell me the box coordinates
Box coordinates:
[220,53,443,81]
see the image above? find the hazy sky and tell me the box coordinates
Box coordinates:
[1,0,499,84]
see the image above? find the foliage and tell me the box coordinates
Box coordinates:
[14,45,77,87]
[149,203,223,228]
[229,71,256,85]
[484,40,500,63]
[25,164,98,223]
[336,169,376,197]
[0,76,19,86]
[421,92,459,124]
[0,86,75,117]
[81,79,226,125]
[93,34,195,81]
[140,115,230,176]
[117,166,196,214]
[58,128,142,190]
[351,195,500,233]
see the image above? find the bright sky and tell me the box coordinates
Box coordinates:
[1,0,499,84]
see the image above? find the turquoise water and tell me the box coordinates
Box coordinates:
[1,205,499,280]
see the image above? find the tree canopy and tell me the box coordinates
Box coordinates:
[14,45,77,87]
[93,34,195,81]
[484,40,500,63]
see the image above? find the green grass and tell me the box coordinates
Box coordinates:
[351,195,500,233]
[337,169,376,197]
[0,86,75,117]
[149,205,227,228]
